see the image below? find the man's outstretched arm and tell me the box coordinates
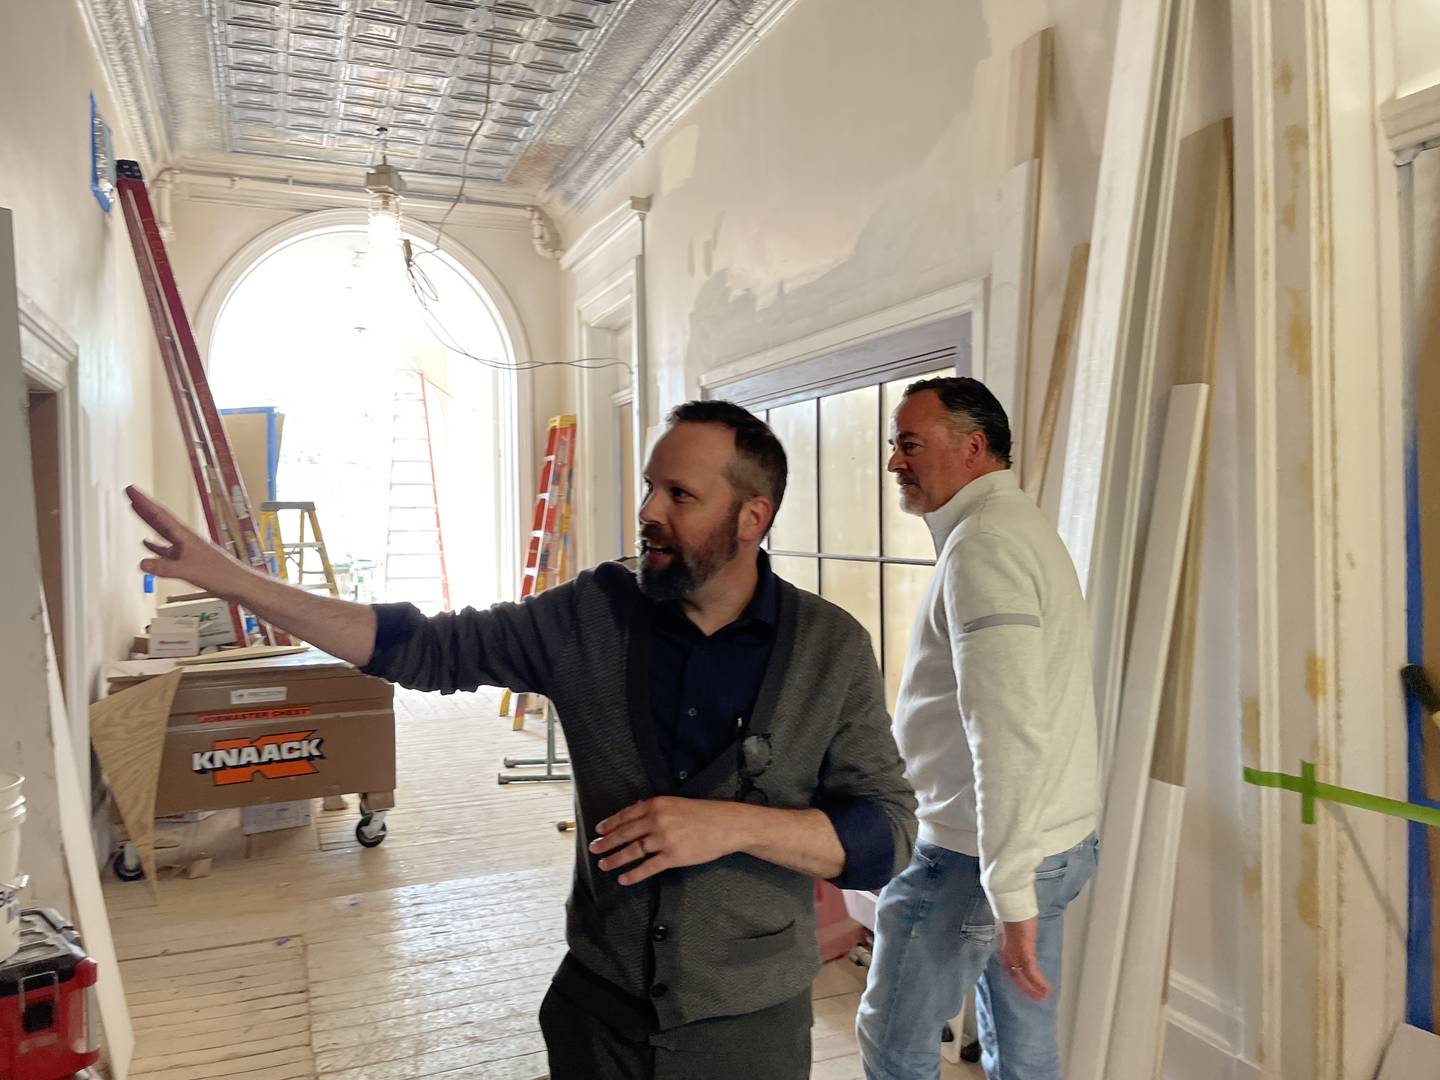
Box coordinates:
[128,486,377,665]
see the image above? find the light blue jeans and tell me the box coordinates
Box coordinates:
[856,834,1099,1080]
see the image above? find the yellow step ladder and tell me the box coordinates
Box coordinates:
[259,501,340,598]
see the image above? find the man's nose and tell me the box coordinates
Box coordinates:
[886,448,905,474]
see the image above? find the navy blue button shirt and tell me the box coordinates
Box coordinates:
[648,553,893,889]
[649,559,780,783]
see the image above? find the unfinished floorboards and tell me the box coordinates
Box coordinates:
[107,686,979,1079]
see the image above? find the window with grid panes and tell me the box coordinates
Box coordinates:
[761,368,954,712]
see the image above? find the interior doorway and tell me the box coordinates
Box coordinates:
[27,382,64,685]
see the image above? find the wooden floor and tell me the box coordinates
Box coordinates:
[103,687,979,1079]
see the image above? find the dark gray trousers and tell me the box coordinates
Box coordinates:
[539,961,812,1080]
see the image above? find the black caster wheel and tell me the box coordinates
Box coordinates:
[113,850,144,882]
[961,1040,982,1063]
[355,813,387,848]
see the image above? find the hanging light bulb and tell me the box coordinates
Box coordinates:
[365,127,405,262]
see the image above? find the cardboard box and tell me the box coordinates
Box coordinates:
[147,615,200,658]
[240,799,313,835]
[159,597,237,647]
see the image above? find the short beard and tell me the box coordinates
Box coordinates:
[897,482,926,516]
[637,513,741,601]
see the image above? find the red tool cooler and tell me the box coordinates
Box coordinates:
[0,909,100,1080]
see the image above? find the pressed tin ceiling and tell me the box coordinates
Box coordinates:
[88,0,796,208]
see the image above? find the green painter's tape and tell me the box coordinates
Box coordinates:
[1243,762,1440,828]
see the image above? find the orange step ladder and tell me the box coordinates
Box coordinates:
[500,415,576,729]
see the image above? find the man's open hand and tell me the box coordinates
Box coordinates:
[590,797,744,886]
[127,485,239,595]
[997,916,1049,1000]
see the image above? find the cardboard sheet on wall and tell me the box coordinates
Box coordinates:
[220,407,283,506]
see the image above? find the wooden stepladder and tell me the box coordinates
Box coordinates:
[500,415,576,729]
[115,160,286,645]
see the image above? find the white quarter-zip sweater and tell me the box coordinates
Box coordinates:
[893,469,1099,923]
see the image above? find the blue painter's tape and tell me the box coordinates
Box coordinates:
[1404,383,1433,1031]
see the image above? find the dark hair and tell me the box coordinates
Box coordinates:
[665,400,788,522]
[903,376,1012,467]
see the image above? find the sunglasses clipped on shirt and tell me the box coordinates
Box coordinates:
[736,732,773,805]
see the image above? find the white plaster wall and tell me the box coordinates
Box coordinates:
[0,1,164,903]
[1394,0,1440,96]
[554,0,1120,438]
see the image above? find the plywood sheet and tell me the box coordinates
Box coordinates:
[987,158,1040,462]
[1025,243,1089,500]
[1006,27,1054,170]
[177,644,311,666]
[221,410,278,507]
[90,669,183,889]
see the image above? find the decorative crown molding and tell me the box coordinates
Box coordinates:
[559,196,651,272]
[528,207,564,261]
[1380,81,1440,156]
[77,0,173,169]
[170,155,535,234]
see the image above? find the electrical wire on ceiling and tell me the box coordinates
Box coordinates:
[383,3,629,376]
[413,271,628,374]
[415,7,497,264]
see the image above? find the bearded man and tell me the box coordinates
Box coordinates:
[125,399,916,1080]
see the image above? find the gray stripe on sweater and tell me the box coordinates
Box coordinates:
[962,612,1042,632]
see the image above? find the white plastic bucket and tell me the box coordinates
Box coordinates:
[0,793,27,963]
[0,797,26,887]
[0,772,21,815]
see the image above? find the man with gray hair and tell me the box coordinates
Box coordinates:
[857,376,1100,1080]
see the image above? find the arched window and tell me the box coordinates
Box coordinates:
[206,219,522,612]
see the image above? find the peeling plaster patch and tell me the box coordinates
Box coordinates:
[1277,61,1296,96]
[1242,697,1261,763]
[703,212,725,278]
[1285,124,1309,157]
[1297,828,1320,929]
[1281,124,1308,234]
[1286,288,1312,377]
[1306,654,1329,702]
[661,125,701,196]
[696,93,975,317]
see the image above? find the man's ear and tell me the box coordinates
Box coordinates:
[739,495,773,543]
[965,428,990,468]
